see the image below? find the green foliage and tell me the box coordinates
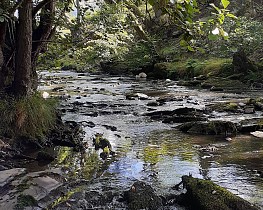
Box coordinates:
[0,93,57,139]
[39,2,135,71]
[197,17,263,59]
[121,41,154,69]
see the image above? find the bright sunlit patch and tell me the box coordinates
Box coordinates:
[223,31,228,37]
[212,28,219,35]
[42,91,49,99]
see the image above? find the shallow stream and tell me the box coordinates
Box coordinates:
[36,71,263,209]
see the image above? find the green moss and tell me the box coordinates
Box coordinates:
[166,58,233,80]
[225,102,239,111]
[182,176,259,210]
[0,93,57,139]
[15,194,38,209]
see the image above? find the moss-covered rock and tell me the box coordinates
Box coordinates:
[180,175,259,210]
[179,121,237,135]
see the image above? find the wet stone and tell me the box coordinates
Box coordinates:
[23,176,61,201]
[0,168,26,187]
[123,181,163,210]
[244,106,255,114]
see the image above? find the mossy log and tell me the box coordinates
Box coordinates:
[181,175,259,210]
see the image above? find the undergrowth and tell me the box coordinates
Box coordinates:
[0,93,57,139]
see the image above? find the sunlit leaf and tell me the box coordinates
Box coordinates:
[221,0,230,9]
[226,13,237,19]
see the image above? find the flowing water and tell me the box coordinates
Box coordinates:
[36,71,263,209]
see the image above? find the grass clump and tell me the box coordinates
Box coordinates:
[0,93,57,139]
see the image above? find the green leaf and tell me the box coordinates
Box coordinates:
[218,13,225,24]
[208,34,219,40]
[180,39,188,47]
[226,13,237,19]
[221,0,230,9]
[187,45,195,51]
[0,16,4,22]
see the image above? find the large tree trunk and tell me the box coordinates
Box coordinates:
[12,0,33,96]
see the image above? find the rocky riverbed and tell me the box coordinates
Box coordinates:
[1,71,263,209]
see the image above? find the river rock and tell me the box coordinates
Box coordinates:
[136,72,147,79]
[23,176,61,201]
[250,131,263,138]
[123,181,163,210]
[0,168,26,187]
[126,93,149,100]
[244,106,255,114]
[179,121,237,135]
[147,107,206,123]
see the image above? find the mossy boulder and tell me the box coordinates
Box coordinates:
[180,175,259,210]
[179,121,237,135]
[206,102,240,113]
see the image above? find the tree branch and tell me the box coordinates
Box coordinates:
[9,0,24,15]
[32,0,52,17]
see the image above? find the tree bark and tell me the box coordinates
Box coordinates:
[13,0,32,96]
